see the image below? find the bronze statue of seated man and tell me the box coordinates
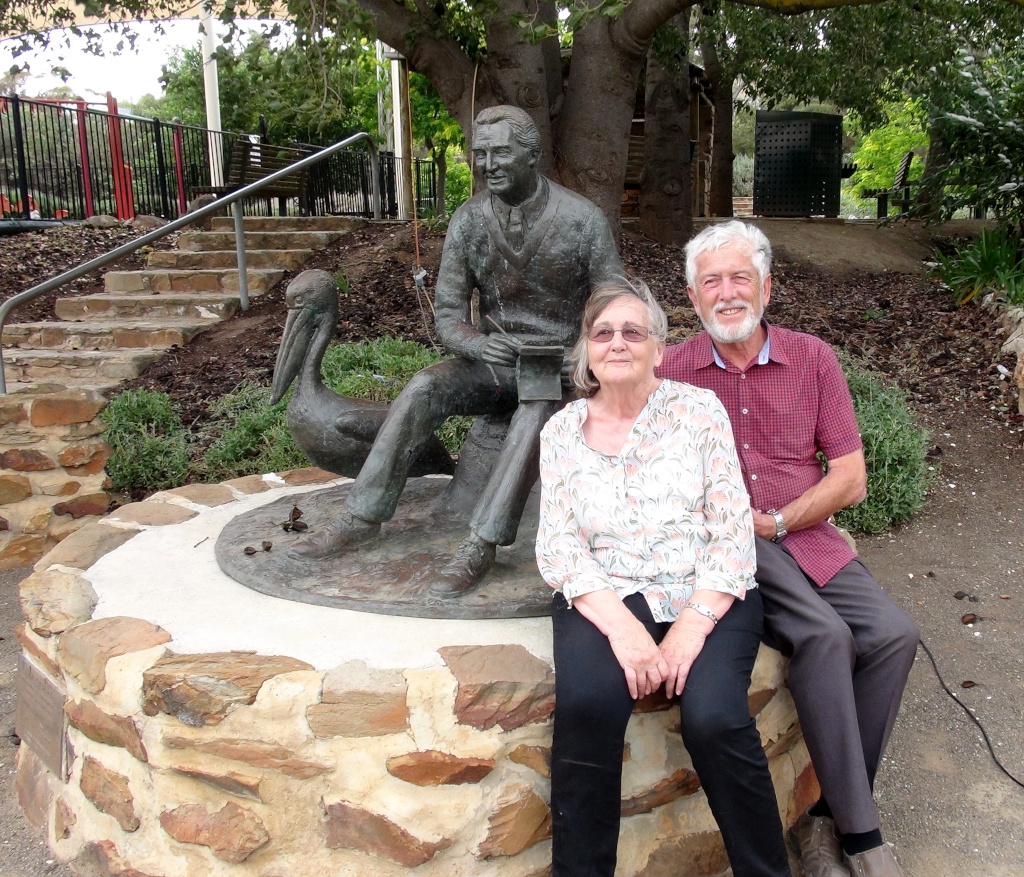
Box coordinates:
[291,104,623,596]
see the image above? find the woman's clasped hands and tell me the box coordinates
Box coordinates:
[606,620,668,699]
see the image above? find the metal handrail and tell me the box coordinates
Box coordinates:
[0,131,381,394]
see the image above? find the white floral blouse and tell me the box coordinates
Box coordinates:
[536,380,756,623]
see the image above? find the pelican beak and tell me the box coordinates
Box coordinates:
[270,305,316,405]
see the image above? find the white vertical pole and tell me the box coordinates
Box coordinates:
[200,2,224,188]
[376,41,394,153]
[390,56,412,220]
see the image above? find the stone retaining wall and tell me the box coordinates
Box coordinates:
[989,300,1024,413]
[16,468,817,877]
[0,387,111,569]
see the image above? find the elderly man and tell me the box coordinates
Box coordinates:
[656,221,919,877]
[294,105,622,595]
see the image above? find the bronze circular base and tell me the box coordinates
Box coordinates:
[215,478,552,619]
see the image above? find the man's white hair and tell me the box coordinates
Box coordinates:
[684,221,773,291]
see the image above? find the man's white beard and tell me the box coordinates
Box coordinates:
[702,300,762,344]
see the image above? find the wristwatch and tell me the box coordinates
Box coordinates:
[768,509,787,542]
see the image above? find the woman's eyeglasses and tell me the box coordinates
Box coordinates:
[588,325,651,343]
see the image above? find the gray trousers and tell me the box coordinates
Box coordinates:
[754,537,919,835]
[345,357,562,546]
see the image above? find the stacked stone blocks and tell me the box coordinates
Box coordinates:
[16,468,817,876]
[0,387,111,569]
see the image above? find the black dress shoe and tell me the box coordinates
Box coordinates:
[430,534,496,597]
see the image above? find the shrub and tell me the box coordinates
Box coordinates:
[834,357,931,534]
[444,157,472,213]
[200,382,308,480]
[931,227,1024,306]
[732,154,754,198]
[930,47,1024,237]
[101,389,189,492]
[199,339,475,480]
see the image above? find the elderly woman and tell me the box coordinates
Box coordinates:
[536,278,790,877]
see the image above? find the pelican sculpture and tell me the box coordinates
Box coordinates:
[270,270,456,479]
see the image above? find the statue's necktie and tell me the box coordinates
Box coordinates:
[506,207,525,251]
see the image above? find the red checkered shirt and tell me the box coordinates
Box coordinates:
[656,323,863,586]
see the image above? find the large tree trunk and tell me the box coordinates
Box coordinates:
[434,146,448,216]
[477,0,560,176]
[360,0,907,237]
[639,14,693,246]
[700,31,735,218]
[556,17,652,236]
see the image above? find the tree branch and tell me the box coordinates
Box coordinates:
[726,0,895,11]
[615,0,695,56]
[352,0,476,108]
[613,0,1024,59]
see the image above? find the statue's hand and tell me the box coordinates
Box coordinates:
[480,333,521,367]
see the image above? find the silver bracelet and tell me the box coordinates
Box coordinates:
[684,602,718,625]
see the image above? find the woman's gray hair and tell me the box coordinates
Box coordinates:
[570,277,668,397]
[684,221,772,291]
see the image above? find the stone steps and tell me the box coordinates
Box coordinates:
[209,216,365,233]
[54,293,241,322]
[146,249,313,271]
[177,231,344,252]
[104,268,285,294]
[3,348,165,387]
[1,213,367,569]
[3,319,215,351]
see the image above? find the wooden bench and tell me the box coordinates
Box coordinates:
[196,140,315,214]
[862,150,915,219]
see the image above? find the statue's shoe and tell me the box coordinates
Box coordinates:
[430,535,496,597]
[289,512,380,558]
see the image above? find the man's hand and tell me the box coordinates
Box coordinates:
[480,333,522,367]
[752,509,780,541]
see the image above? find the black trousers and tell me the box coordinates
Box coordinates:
[550,589,790,877]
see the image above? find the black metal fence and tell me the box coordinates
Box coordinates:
[0,94,436,222]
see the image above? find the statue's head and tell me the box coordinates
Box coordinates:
[472,105,542,205]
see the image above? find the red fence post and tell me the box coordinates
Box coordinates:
[105,93,134,220]
[74,100,95,219]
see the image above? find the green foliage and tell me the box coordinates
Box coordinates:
[445,156,472,212]
[130,34,381,144]
[199,339,473,482]
[318,337,442,398]
[930,47,1024,236]
[834,358,931,535]
[200,382,307,480]
[732,154,754,197]
[732,107,756,156]
[931,228,1024,306]
[838,183,876,220]
[847,100,928,199]
[100,389,189,493]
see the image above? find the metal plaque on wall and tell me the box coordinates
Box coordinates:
[15,653,67,780]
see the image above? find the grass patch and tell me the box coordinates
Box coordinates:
[198,338,474,480]
[100,389,189,493]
